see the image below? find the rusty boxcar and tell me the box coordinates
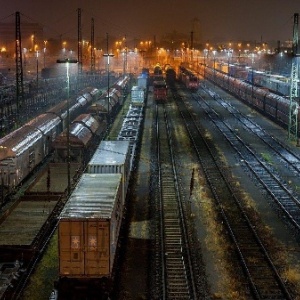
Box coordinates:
[58,173,123,279]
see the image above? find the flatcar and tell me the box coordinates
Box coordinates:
[199,64,300,132]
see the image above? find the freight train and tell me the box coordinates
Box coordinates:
[165,66,177,85]
[179,65,199,90]
[153,79,168,102]
[0,76,130,196]
[56,90,145,298]
[199,64,299,131]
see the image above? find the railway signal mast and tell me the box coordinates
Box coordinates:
[288,13,300,142]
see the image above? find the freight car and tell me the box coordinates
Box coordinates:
[0,86,102,195]
[179,65,199,90]
[199,64,300,132]
[58,173,123,297]
[153,80,168,101]
[87,88,121,122]
[86,140,131,201]
[57,141,132,294]
[111,75,130,105]
[131,85,146,106]
[53,114,104,164]
[165,66,177,85]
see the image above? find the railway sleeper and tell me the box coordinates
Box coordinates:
[168,291,190,298]
[165,241,182,247]
[165,228,181,234]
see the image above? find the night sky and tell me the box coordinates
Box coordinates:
[1,0,299,44]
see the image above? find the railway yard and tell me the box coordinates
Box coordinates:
[1,65,300,299]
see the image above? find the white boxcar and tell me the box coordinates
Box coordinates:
[131,85,145,106]
[86,140,131,202]
[59,173,123,279]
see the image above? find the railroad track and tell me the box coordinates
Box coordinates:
[154,103,197,299]
[193,90,300,233]
[173,87,294,299]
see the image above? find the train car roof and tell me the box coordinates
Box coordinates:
[73,114,100,134]
[26,113,61,135]
[88,140,130,166]
[59,173,122,220]
[0,125,42,159]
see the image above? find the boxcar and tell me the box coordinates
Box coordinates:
[58,173,123,279]
[86,140,131,202]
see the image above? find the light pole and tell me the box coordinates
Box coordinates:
[36,50,39,91]
[56,58,78,195]
[103,33,114,128]
[43,40,47,68]
[227,49,232,89]
[212,50,216,83]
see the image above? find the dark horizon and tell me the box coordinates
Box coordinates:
[0,0,299,46]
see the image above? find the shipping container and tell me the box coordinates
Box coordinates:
[59,173,123,279]
[131,85,145,106]
[86,140,131,202]
[137,76,148,90]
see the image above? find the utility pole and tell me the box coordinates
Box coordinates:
[15,11,24,119]
[190,31,194,63]
[57,58,78,195]
[103,33,114,128]
[123,35,127,78]
[90,18,95,73]
[288,13,300,142]
[77,8,83,76]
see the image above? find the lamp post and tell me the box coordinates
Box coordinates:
[212,50,216,83]
[43,40,47,68]
[56,58,78,195]
[227,49,232,89]
[36,50,39,91]
[103,33,114,129]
